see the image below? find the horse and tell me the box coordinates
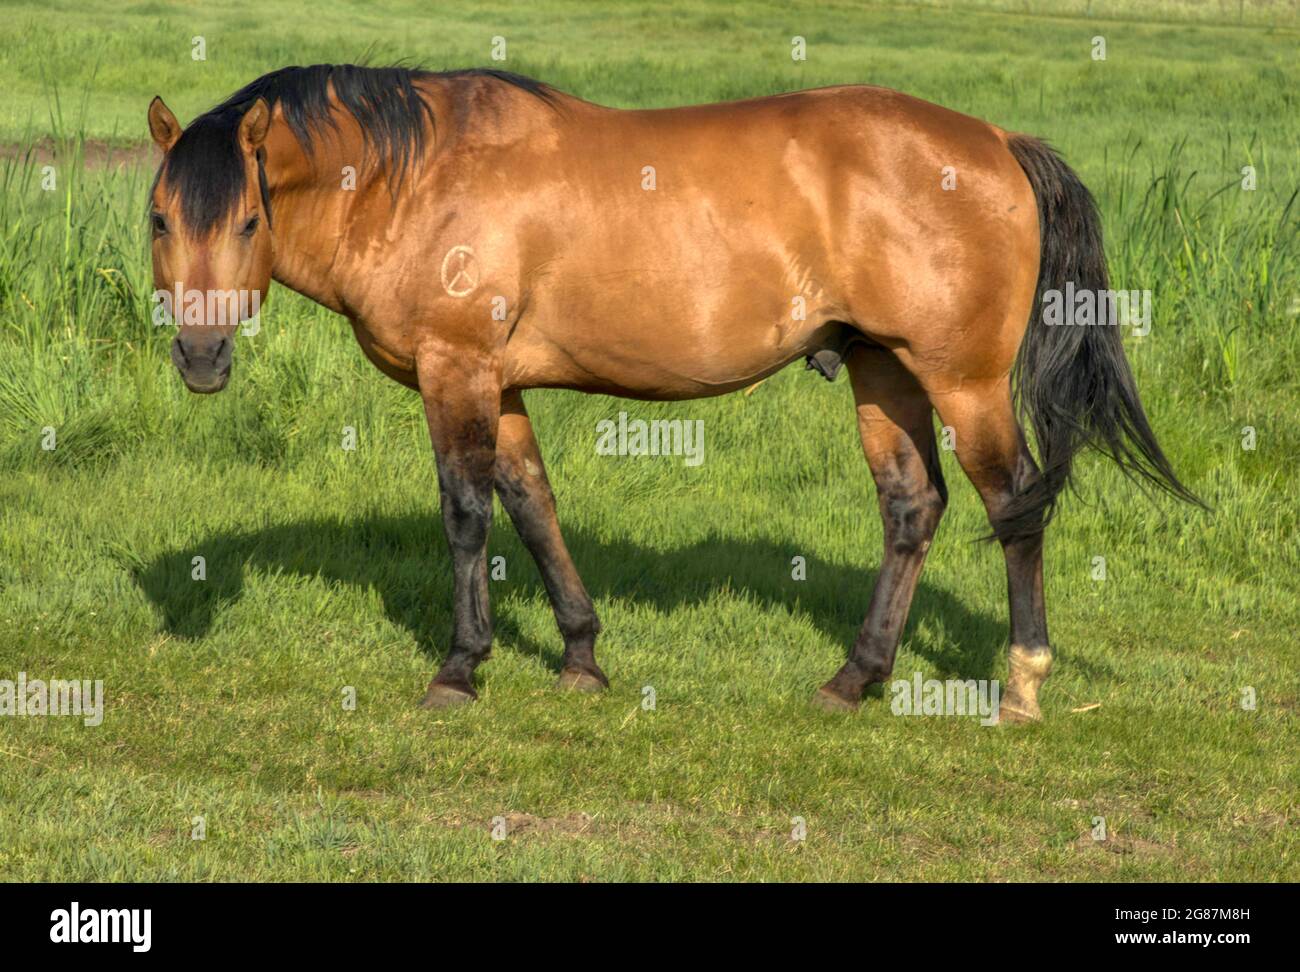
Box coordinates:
[145,64,1202,721]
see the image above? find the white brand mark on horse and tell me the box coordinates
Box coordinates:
[441,245,479,297]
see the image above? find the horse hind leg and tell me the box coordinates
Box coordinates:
[927,377,1052,723]
[814,346,947,710]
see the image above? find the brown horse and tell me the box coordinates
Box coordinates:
[146,65,1200,721]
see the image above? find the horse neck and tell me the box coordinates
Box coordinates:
[261,82,461,316]
[261,121,360,315]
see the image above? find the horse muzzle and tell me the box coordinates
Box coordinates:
[172,334,233,394]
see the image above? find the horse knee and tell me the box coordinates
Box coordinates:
[882,486,946,555]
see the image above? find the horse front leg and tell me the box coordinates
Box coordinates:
[494,389,606,692]
[416,350,502,708]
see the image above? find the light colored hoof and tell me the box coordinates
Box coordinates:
[997,644,1052,725]
[420,683,476,709]
[811,685,859,713]
[557,670,606,693]
[995,697,1042,724]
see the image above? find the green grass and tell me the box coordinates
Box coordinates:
[0,0,1297,880]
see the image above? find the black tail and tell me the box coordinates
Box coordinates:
[997,134,1206,542]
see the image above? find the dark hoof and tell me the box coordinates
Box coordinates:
[420,683,476,709]
[811,685,860,712]
[557,669,607,693]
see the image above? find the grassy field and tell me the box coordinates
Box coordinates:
[0,0,1297,880]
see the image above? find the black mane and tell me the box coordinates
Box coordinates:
[159,65,551,233]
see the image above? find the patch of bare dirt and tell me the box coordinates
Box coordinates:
[1071,832,1171,856]
[146,827,179,847]
[1,138,157,169]
[493,811,596,837]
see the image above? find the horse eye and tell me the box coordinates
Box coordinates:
[150,213,168,235]
[241,215,259,237]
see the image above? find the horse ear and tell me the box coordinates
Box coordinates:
[239,98,271,152]
[148,96,181,152]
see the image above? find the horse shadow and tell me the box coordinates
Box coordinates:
[131,512,1014,682]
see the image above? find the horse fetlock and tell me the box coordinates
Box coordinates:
[557,607,600,644]
[846,654,894,688]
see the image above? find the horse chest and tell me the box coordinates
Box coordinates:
[348,319,419,389]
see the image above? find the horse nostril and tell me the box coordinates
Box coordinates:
[212,336,233,371]
[171,336,191,369]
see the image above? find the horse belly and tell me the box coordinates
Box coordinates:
[505,263,828,398]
